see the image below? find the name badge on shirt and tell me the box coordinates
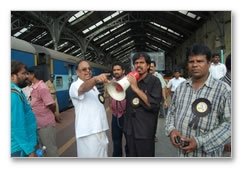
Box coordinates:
[98,94,105,104]
[189,98,212,129]
[131,97,140,108]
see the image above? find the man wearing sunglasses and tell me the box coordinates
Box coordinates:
[69,60,110,157]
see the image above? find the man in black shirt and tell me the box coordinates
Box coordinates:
[124,52,162,157]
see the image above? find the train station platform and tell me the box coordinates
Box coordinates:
[55,99,177,157]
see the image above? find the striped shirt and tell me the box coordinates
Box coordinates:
[165,75,231,157]
[220,73,231,87]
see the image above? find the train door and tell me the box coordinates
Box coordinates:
[36,52,50,82]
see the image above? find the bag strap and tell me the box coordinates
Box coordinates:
[11,88,25,103]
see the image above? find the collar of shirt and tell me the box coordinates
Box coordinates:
[153,71,162,77]
[153,72,158,76]
[139,73,151,84]
[77,77,83,83]
[11,82,21,92]
[186,74,214,89]
[32,80,43,90]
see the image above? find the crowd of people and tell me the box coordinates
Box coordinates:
[11,43,231,158]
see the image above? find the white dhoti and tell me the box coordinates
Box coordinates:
[76,131,108,158]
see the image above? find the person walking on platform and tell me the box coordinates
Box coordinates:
[69,60,110,158]
[149,61,168,118]
[45,74,62,123]
[124,52,162,157]
[28,66,58,157]
[165,44,231,157]
[109,62,128,157]
[209,53,227,79]
[11,61,38,157]
[167,70,186,98]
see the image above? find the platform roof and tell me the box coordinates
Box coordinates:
[11,11,213,65]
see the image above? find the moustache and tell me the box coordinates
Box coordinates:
[136,67,142,70]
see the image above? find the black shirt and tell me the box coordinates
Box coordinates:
[124,73,162,139]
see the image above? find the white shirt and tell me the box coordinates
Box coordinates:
[209,62,227,79]
[167,77,186,92]
[69,78,109,138]
[22,85,33,104]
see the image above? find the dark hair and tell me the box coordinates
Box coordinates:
[186,44,211,62]
[75,60,89,70]
[212,53,220,58]
[174,69,180,73]
[132,52,151,65]
[28,66,42,80]
[225,54,231,72]
[112,61,124,70]
[11,60,27,75]
[150,60,156,67]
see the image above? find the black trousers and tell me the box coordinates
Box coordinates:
[111,114,128,157]
[126,135,155,157]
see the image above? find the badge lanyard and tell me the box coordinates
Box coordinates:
[115,100,125,129]
[189,98,211,129]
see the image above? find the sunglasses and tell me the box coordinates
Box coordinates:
[81,67,92,72]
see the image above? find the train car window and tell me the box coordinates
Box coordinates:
[56,76,63,89]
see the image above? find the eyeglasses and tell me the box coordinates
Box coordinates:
[81,67,92,72]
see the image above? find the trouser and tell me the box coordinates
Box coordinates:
[76,131,108,158]
[111,114,128,157]
[126,135,155,157]
[38,125,58,157]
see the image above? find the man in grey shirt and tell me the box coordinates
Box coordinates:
[165,44,231,157]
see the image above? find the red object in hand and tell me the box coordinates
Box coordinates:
[116,85,123,92]
[128,71,140,80]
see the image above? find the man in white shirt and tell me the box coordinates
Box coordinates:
[209,53,227,79]
[167,71,186,97]
[69,60,110,158]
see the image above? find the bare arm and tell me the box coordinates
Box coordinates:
[78,73,110,96]
[167,87,172,96]
[47,103,56,114]
[162,88,168,108]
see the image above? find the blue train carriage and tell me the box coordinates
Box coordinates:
[11,36,111,111]
[11,36,36,67]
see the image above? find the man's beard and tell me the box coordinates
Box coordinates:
[114,74,122,80]
[18,79,28,88]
